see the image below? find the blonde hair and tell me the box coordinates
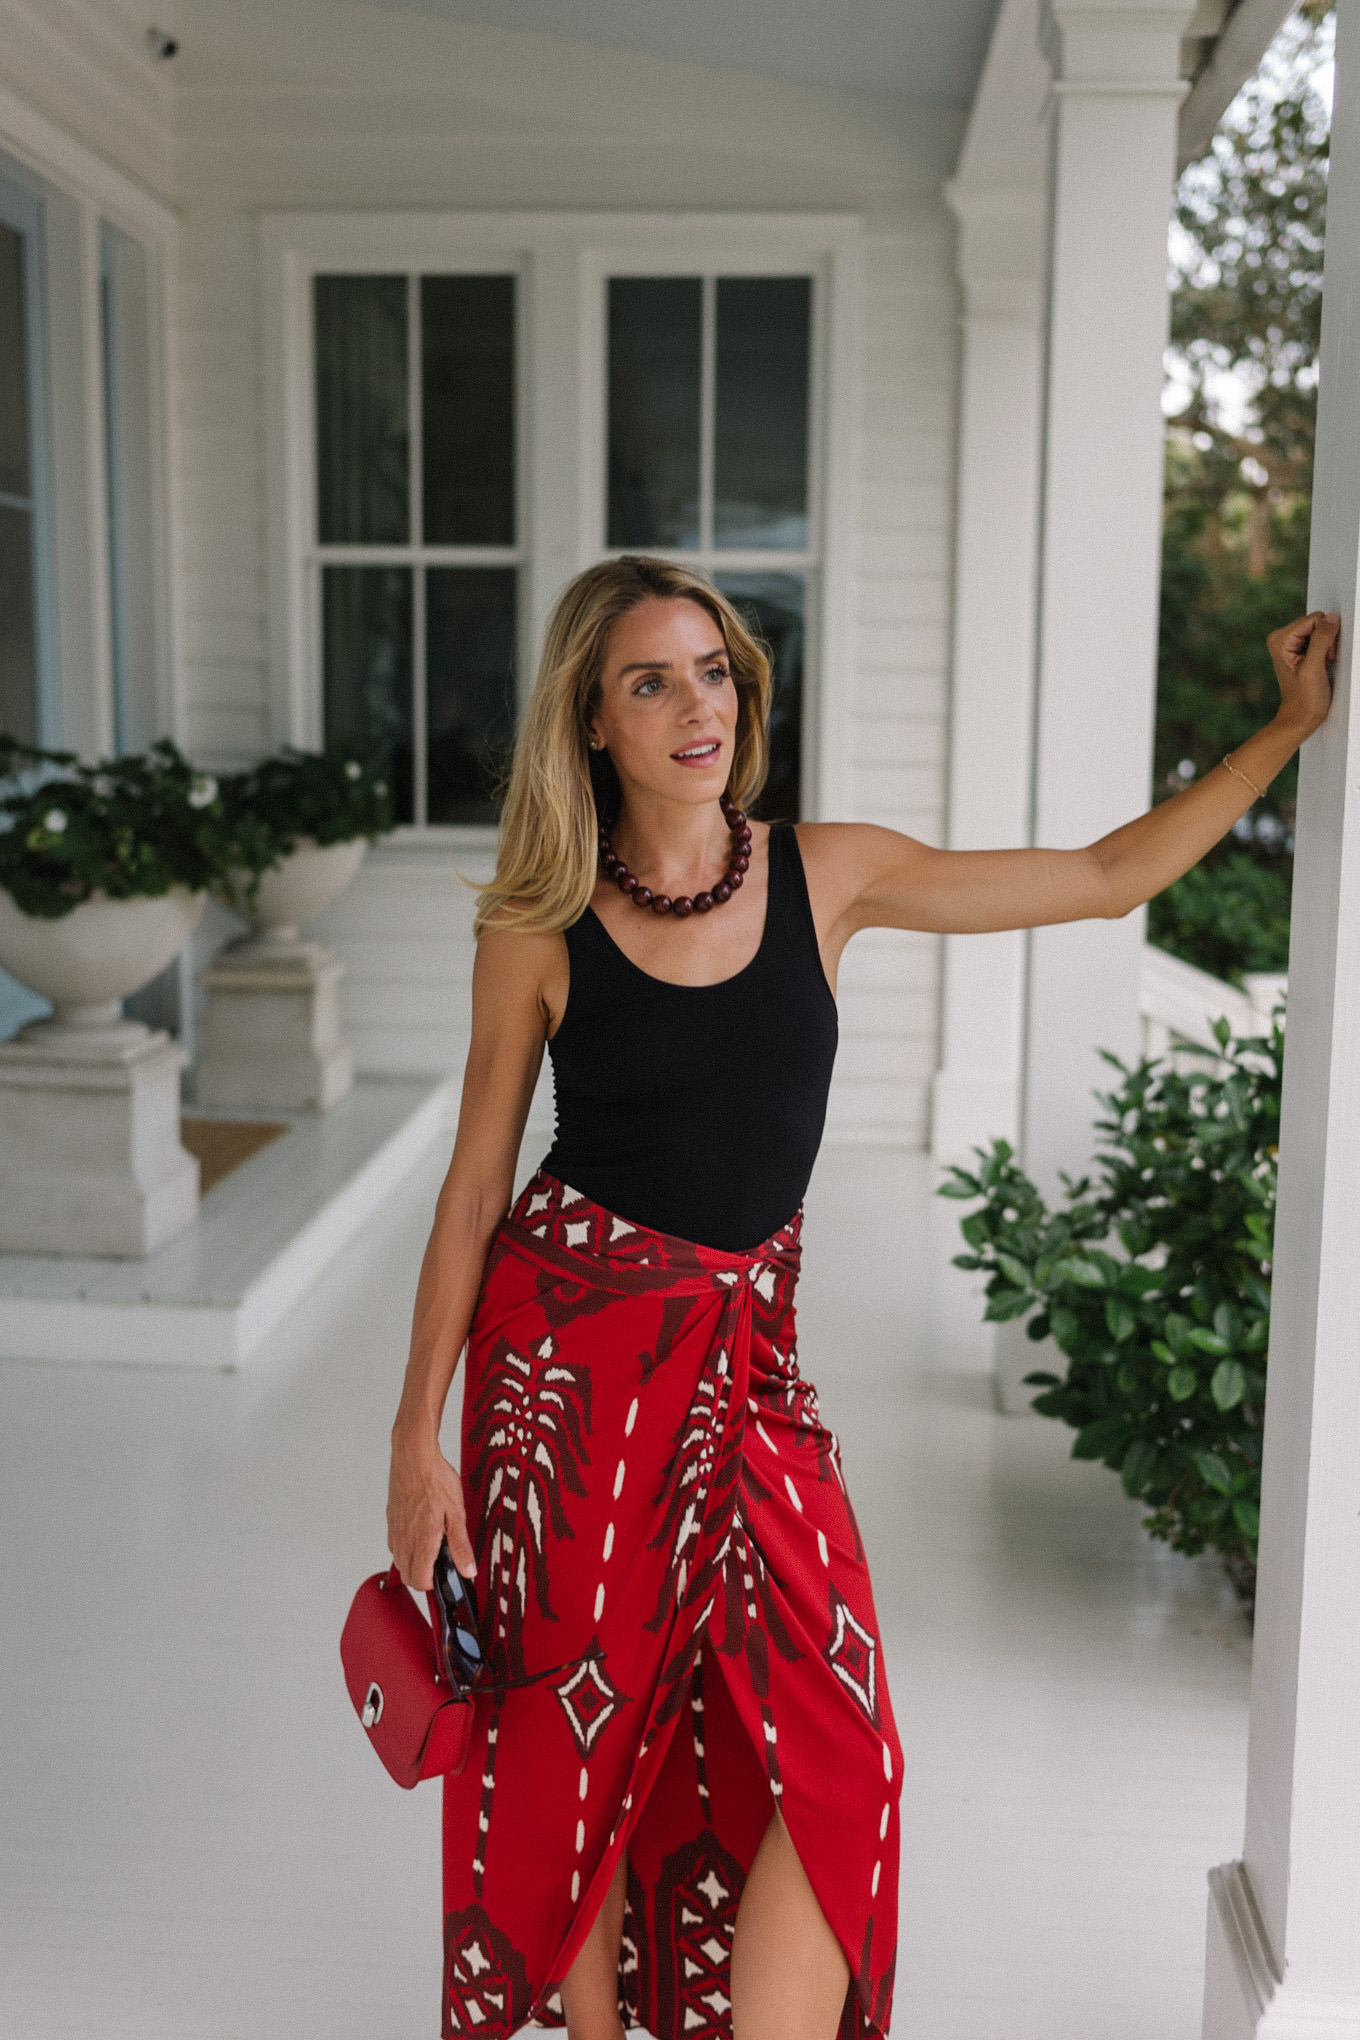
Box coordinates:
[474,556,772,937]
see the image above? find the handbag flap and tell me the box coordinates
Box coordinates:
[340,1567,472,1789]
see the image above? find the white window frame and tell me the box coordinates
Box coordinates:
[0,90,177,761]
[262,211,863,844]
[586,255,824,821]
[307,262,530,828]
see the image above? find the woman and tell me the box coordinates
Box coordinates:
[387,556,1335,2040]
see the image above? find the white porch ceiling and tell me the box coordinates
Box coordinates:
[355,0,1006,105]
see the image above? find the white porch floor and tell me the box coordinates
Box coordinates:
[0,1144,1250,2040]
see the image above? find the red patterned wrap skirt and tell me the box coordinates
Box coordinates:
[443,1171,902,2040]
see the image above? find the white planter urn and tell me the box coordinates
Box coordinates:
[195,836,366,1113]
[0,886,205,1257]
[217,836,367,958]
[0,885,204,1044]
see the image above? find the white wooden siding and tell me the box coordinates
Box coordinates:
[833,223,956,1145]
[175,210,271,762]
[308,841,487,1081]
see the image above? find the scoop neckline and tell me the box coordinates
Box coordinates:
[583,827,778,992]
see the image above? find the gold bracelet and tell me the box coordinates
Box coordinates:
[1220,755,1265,802]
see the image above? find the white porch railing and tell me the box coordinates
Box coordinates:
[1139,943,1286,1062]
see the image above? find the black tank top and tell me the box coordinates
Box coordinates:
[541,822,839,1253]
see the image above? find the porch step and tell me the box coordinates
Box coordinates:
[0,1074,454,1369]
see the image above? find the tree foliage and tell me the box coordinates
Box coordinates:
[1148,851,1291,980]
[1153,5,1332,973]
[1168,6,1330,511]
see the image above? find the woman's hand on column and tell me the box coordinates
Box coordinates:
[1267,609,1340,734]
[387,1426,477,1589]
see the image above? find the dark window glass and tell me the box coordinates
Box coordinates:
[0,503,36,745]
[322,565,414,822]
[426,567,517,825]
[422,275,515,546]
[714,278,811,551]
[0,221,29,501]
[315,276,409,544]
[716,572,804,822]
[607,277,702,549]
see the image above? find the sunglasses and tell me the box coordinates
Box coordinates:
[429,1538,607,1703]
[431,1537,487,1693]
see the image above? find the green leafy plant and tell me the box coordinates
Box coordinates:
[0,735,263,920]
[218,748,393,856]
[941,1023,1281,1611]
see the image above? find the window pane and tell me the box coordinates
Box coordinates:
[0,221,29,500]
[714,278,811,551]
[607,277,702,549]
[426,567,516,826]
[716,573,804,823]
[422,275,515,546]
[322,565,413,822]
[315,276,409,544]
[0,503,37,745]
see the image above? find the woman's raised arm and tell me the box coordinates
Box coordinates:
[386,923,562,1589]
[817,609,1338,941]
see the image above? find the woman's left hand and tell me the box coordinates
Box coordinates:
[1268,609,1341,734]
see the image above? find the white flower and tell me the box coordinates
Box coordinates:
[344,760,362,780]
[373,780,387,797]
[188,775,218,809]
[43,808,68,833]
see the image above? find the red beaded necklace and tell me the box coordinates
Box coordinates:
[599,794,752,918]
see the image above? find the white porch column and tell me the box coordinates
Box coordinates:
[931,0,1049,1168]
[1023,0,1194,1195]
[1202,8,1360,2034]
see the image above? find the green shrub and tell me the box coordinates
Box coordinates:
[1148,853,1292,981]
[940,1021,1280,1611]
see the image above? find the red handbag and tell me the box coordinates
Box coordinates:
[340,1566,474,1789]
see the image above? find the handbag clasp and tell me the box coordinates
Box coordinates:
[361,1681,384,1728]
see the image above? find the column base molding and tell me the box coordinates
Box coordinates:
[1049,77,1190,100]
[1205,1862,1360,2039]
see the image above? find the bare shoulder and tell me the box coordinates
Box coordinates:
[474,914,571,1034]
[793,820,912,880]
[792,822,931,929]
